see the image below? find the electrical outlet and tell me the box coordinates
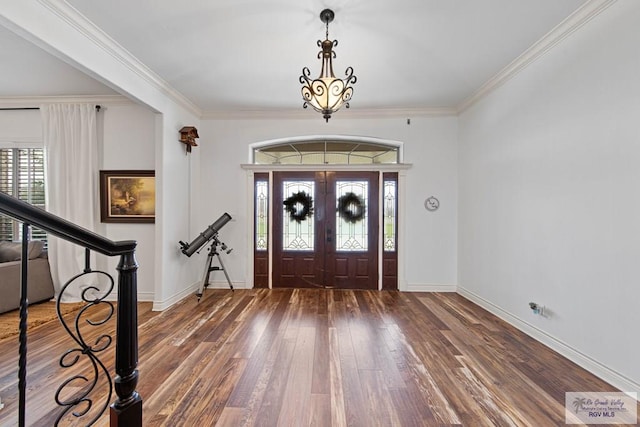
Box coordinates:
[529,302,545,316]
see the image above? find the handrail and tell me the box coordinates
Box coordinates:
[0,192,135,256]
[1,190,142,426]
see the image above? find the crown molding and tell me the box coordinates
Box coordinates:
[201,106,458,120]
[5,1,615,120]
[456,0,618,113]
[36,0,201,117]
[0,94,132,108]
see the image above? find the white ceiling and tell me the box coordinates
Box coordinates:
[0,24,117,98]
[0,0,589,115]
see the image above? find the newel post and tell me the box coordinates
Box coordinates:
[109,250,142,426]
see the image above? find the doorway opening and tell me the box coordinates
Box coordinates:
[245,135,408,290]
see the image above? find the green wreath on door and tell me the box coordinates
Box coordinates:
[283,191,314,223]
[337,192,365,223]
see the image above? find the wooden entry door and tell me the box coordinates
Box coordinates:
[272,171,379,289]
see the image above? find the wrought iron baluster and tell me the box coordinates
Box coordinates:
[54,251,115,426]
[0,191,142,426]
[18,223,29,427]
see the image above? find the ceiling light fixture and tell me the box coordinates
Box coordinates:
[300,9,357,122]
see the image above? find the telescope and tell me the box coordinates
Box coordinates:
[179,212,232,257]
[179,212,234,301]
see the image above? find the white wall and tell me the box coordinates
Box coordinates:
[197,115,458,290]
[100,103,156,300]
[0,2,202,310]
[0,109,41,143]
[458,0,640,391]
[152,104,202,309]
[0,103,159,300]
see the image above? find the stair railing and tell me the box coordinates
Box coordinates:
[0,191,142,426]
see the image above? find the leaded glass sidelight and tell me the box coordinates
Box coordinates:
[282,181,315,251]
[335,180,368,251]
[383,179,397,251]
[255,180,268,250]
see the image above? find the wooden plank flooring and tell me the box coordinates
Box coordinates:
[0,289,636,426]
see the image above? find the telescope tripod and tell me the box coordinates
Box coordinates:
[197,236,233,302]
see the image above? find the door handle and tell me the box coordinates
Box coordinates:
[326,228,332,243]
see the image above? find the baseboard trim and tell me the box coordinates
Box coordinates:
[457,286,640,395]
[406,283,457,292]
[136,291,155,302]
[152,282,199,311]
[103,291,154,302]
[202,280,245,290]
[151,281,245,311]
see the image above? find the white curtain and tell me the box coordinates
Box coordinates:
[41,104,98,301]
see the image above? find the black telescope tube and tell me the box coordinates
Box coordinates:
[180,212,232,257]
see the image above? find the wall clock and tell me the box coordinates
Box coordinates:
[424,196,440,212]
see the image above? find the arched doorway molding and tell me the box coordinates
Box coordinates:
[241,135,411,291]
[248,134,405,165]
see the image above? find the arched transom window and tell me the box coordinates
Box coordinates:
[252,137,400,165]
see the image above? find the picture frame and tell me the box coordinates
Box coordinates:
[99,170,156,223]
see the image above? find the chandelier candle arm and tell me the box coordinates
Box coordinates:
[300,8,357,122]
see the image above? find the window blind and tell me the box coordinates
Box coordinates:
[0,148,47,244]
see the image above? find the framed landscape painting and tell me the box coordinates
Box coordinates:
[100,170,155,223]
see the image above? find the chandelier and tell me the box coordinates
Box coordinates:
[300,9,357,122]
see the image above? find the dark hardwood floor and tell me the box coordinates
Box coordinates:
[0,289,635,426]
